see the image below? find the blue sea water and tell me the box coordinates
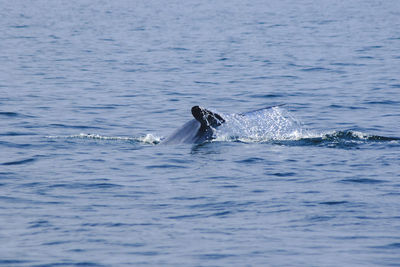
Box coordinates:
[1,0,400,266]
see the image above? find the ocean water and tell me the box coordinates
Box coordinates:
[1,0,400,266]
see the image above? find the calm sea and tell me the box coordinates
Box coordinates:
[1,0,400,266]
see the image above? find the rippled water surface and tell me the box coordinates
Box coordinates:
[1,0,400,266]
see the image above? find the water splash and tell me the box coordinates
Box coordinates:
[210,107,399,148]
[137,134,162,144]
[214,106,310,142]
[46,133,161,145]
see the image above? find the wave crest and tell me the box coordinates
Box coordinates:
[46,133,161,145]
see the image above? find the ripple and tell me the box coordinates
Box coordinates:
[372,243,400,249]
[250,93,284,98]
[0,111,19,117]
[300,67,331,72]
[306,215,335,222]
[28,220,52,229]
[339,178,386,184]
[364,100,400,105]
[0,111,34,118]
[1,157,36,166]
[0,260,32,264]
[146,164,187,169]
[47,182,122,190]
[235,157,265,164]
[128,251,159,256]
[271,172,296,177]
[168,213,203,220]
[198,253,236,260]
[49,124,105,130]
[319,201,349,205]
[36,261,106,266]
[0,131,36,136]
[42,240,72,246]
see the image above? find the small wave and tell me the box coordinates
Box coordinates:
[0,132,36,136]
[0,111,33,118]
[1,158,36,166]
[215,124,398,148]
[322,131,400,142]
[49,123,104,130]
[46,133,161,145]
[275,131,400,148]
[211,106,399,147]
[339,178,386,184]
[372,243,400,250]
[0,111,19,117]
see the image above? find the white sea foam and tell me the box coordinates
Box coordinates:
[213,106,313,143]
[136,134,162,144]
[46,133,161,145]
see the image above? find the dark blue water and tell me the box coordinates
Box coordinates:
[1,0,400,266]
